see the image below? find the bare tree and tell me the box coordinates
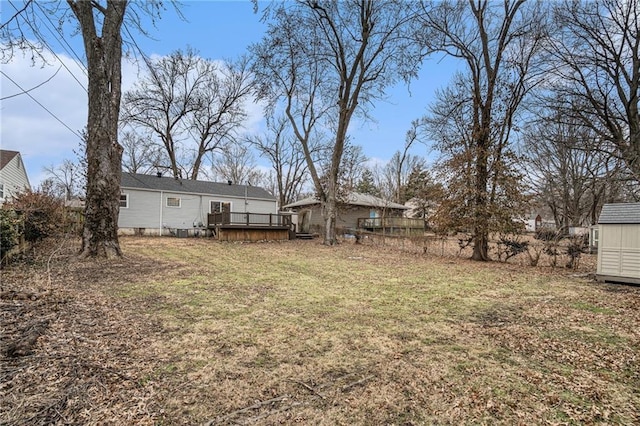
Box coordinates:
[548,0,640,182]
[123,48,201,178]
[382,148,425,204]
[378,120,425,203]
[43,159,84,201]
[187,56,253,180]
[418,0,548,260]
[120,130,163,175]
[122,49,252,180]
[323,141,368,194]
[1,0,46,63]
[251,3,331,218]
[210,142,267,187]
[525,105,629,229]
[247,115,315,207]
[251,0,424,245]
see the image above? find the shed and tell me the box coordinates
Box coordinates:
[596,203,640,285]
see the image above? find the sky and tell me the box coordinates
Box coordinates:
[0,1,460,189]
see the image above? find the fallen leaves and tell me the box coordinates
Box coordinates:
[1,236,638,425]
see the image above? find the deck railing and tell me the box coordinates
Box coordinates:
[357,217,425,230]
[208,212,292,228]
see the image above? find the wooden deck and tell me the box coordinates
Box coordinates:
[207,212,294,241]
[357,217,425,236]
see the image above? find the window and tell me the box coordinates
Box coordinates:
[210,201,230,213]
[119,194,129,208]
[167,197,181,208]
[0,183,4,200]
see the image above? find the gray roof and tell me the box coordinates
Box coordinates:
[598,203,640,224]
[121,172,275,200]
[282,192,408,210]
[0,150,19,170]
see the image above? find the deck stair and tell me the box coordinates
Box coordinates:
[296,233,315,240]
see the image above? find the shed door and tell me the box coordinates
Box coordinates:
[598,224,640,279]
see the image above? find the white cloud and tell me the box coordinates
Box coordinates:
[0,50,148,188]
[1,50,87,181]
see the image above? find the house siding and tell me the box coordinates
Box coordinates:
[298,205,403,233]
[119,187,277,235]
[0,153,31,204]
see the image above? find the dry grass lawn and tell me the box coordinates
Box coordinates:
[1,236,639,425]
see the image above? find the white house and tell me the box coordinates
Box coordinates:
[0,150,31,205]
[119,172,278,236]
[596,203,640,285]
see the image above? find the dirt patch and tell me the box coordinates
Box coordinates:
[0,238,173,425]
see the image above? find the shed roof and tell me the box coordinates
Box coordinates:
[121,172,275,200]
[283,192,408,210]
[0,150,19,170]
[598,203,640,224]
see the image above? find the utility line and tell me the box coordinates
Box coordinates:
[122,21,155,73]
[7,0,87,93]
[1,70,84,141]
[0,64,62,100]
[33,1,88,74]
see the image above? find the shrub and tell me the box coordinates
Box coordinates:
[0,209,21,261]
[496,235,529,262]
[565,235,587,269]
[534,228,561,242]
[7,190,66,242]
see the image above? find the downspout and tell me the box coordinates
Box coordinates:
[159,190,163,236]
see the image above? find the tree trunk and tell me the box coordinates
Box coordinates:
[471,134,490,261]
[322,180,338,246]
[69,0,126,258]
[471,192,490,261]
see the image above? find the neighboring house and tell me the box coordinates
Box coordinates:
[0,150,31,205]
[596,202,640,285]
[513,212,555,233]
[524,213,542,232]
[282,192,411,234]
[119,172,278,236]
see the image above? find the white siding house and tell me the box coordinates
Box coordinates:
[0,150,31,205]
[596,203,640,285]
[119,172,277,236]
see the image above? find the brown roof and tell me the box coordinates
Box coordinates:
[0,150,19,170]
